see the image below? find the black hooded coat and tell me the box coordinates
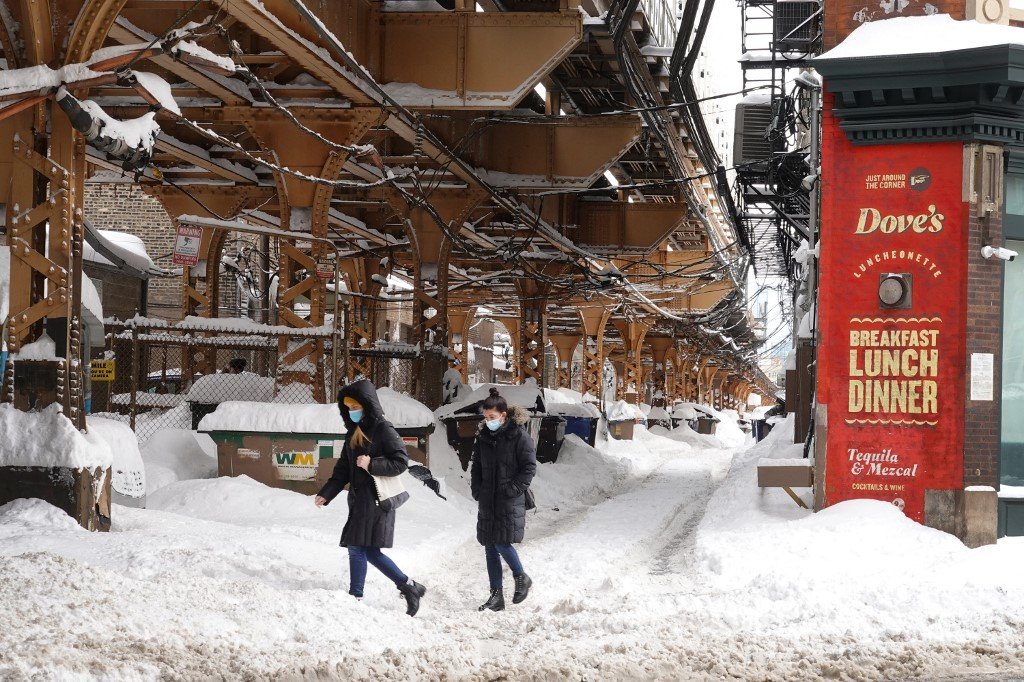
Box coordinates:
[470,404,538,545]
[317,379,409,548]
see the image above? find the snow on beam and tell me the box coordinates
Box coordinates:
[107,18,251,106]
[154,133,258,184]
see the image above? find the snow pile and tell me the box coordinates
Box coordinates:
[817,14,1024,61]
[673,402,748,448]
[538,389,600,418]
[198,401,346,433]
[435,381,545,418]
[0,498,83,533]
[13,332,57,360]
[664,422,726,449]
[78,98,160,153]
[605,399,645,422]
[647,406,671,422]
[186,371,274,404]
[0,404,112,469]
[530,435,636,508]
[672,404,699,420]
[89,417,145,500]
[141,429,217,495]
[377,387,434,428]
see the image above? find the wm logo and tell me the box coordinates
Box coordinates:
[275,451,315,466]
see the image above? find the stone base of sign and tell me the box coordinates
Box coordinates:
[959,488,998,548]
[923,488,997,547]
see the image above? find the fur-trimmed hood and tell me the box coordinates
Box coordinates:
[507,404,530,425]
[478,403,531,433]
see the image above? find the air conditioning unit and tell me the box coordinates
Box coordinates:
[774,0,821,49]
[733,98,776,168]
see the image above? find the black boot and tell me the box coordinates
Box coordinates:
[398,580,427,617]
[512,573,532,604]
[478,588,505,612]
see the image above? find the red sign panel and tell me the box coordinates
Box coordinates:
[818,128,967,522]
[172,224,203,267]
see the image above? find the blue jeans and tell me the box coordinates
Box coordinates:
[485,544,524,590]
[348,546,408,597]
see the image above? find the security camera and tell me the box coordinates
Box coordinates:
[800,173,819,192]
[794,70,822,91]
[981,245,1018,261]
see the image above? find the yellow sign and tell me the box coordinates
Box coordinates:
[90,360,116,382]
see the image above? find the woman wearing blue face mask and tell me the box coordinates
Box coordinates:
[315,379,427,616]
[470,387,538,611]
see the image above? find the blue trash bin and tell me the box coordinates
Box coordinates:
[563,416,599,448]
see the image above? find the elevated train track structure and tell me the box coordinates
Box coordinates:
[0,0,774,526]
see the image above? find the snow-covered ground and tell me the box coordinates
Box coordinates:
[3,416,1024,680]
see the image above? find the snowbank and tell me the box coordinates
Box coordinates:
[186,371,274,404]
[435,381,545,418]
[89,416,145,500]
[672,404,698,420]
[605,399,645,421]
[198,401,345,433]
[0,404,112,469]
[377,387,434,428]
[0,498,83,533]
[140,429,217,495]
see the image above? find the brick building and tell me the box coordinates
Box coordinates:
[813,0,1024,544]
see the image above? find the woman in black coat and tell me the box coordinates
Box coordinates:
[315,379,427,616]
[470,388,538,612]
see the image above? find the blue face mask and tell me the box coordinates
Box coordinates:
[485,418,502,432]
[349,409,363,424]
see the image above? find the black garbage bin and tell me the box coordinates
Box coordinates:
[189,401,218,430]
[695,415,719,435]
[536,416,566,463]
[443,414,483,471]
[395,423,436,466]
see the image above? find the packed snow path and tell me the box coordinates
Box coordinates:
[5,421,1024,680]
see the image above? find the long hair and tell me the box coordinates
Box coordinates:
[350,425,369,448]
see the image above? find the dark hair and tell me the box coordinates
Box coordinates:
[229,358,247,372]
[481,387,507,413]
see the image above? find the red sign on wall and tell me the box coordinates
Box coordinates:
[172,224,203,267]
[818,126,967,522]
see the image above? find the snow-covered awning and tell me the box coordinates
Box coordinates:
[83,219,166,278]
[816,14,1024,62]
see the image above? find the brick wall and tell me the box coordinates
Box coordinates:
[84,183,182,321]
[824,0,964,49]
[964,204,1003,487]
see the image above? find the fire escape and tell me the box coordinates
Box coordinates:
[735,0,823,284]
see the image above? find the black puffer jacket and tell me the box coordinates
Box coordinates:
[317,379,409,548]
[470,404,538,546]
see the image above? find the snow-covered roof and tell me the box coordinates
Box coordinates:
[199,401,346,433]
[0,403,113,469]
[186,372,275,404]
[816,15,1024,61]
[377,387,434,428]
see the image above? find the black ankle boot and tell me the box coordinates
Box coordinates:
[479,588,505,612]
[398,580,427,617]
[512,573,532,604]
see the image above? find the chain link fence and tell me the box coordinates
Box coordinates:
[92,321,417,445]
